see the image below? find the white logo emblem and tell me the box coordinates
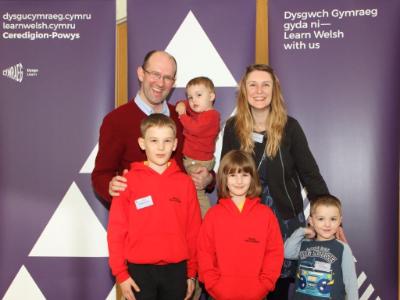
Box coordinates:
[2,62,40,82]
[2,63,24,82]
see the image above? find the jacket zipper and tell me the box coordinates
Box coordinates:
[291,177,297,188]
[278,147,297,217]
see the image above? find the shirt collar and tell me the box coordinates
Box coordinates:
[134,93,170,116]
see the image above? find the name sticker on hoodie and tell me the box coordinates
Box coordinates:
[134,196,154,209]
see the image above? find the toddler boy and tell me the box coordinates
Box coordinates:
[176,77,220,217]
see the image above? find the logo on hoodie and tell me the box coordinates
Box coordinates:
[169,197,181,203]
[245,237,260,244]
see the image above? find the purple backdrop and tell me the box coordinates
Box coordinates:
[0,0,115,298]
[269,1,399,299]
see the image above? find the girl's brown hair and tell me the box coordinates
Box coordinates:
[217,150,262,199]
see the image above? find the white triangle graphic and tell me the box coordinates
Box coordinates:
[29,182,108,257]
[2,265,46,300]
[80,143,98,174]
[302,188,310,219]
[105,284,117,300]
[166,10,237,88]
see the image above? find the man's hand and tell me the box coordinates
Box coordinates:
[119,277,140,300]
[189,166,212,190]
[184,278,195,300]
[109,169,128,197]
[175,102,186,116]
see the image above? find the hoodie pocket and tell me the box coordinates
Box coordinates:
[210,275,268,300]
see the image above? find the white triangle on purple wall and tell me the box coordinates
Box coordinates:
[166,10,237,88]
[2,265,46,299]
[29,182,108,257]
[80,143,98,174]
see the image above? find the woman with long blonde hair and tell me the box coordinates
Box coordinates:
[221,64,329,300]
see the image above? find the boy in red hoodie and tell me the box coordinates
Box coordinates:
[107,113,202,300]
[197,150,283,300]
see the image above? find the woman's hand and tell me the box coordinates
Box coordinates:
[336,226,348,243]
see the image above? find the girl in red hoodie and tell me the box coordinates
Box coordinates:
[197,150,284,300]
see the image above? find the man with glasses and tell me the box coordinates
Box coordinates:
[92,50,213,204]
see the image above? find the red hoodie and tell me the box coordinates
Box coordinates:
[107,160,201,283]
[197,197,283,300]
[178,100,220,161]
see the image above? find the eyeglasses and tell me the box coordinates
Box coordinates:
[143,68,175,85]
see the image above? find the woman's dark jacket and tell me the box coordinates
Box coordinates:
[221,116,329,219]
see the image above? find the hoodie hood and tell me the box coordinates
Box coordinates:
[218,197,261,215]
[129,159,181,176]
